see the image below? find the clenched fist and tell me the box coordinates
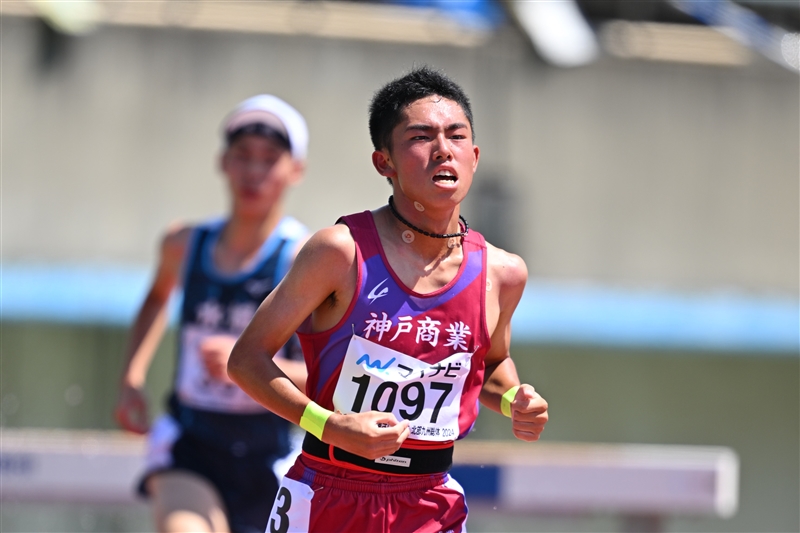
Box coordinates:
[509,384,548,442]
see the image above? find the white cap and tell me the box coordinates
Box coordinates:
[222,94,309,160]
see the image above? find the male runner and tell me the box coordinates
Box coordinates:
[228,67,548,532]
[115,94,309,533]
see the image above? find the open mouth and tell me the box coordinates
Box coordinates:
[432,169,457,185]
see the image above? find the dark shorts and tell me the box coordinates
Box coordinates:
[140,412,290,533]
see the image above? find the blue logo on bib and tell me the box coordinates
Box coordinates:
[356,354,395,371]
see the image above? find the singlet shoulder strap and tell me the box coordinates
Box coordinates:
[462,226,486,250]
[181,223,216,282]
[337,211,383,258]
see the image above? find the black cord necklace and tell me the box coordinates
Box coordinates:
[388,196,469,239]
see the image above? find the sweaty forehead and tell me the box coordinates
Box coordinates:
[399,96,470,127]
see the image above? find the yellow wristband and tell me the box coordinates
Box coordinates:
[501,385,520,418]
[299,401,332,441]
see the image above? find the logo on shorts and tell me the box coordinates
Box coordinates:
[367,278,390,304]
[375,455,411,468]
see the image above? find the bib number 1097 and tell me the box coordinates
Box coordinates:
[332,335,471,442]
[350,374,452,423]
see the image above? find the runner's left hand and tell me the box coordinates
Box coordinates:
[510,384,548,442]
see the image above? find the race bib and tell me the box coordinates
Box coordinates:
[332,335,471,442]
[267,477,314,533]
[176,325,265,413]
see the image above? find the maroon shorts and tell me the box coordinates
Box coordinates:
[265,454,468,533]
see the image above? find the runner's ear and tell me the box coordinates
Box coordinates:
[372,150,397,179]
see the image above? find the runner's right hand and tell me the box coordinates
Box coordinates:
[114,384,150,435]
[324,411,410,460]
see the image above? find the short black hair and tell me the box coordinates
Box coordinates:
[368,66,474,152]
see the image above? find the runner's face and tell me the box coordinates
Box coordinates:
[221,133,301,217]
[380,96,479,209]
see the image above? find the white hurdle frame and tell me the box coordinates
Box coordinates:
[1,429,738,532]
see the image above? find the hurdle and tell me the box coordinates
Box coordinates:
[1,429,738,532]
[450,440,738,532]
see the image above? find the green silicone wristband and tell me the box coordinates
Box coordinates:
[299,401,332,441]
[501,385,521,418]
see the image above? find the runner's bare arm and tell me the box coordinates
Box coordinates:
[228,225,409,459]
[479,245,548,442]
[198,334,307,390]
[274,234,312,392]
[115,224,191,434]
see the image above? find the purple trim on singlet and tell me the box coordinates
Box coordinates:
[311,257,484,398]
[304,212,488,401]
[365,252,483,322]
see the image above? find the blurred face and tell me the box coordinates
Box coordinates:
[374,95,479,210]
[221,133,302,218]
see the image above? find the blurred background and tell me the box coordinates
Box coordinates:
[1,0,798,532]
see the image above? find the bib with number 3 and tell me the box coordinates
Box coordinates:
[267,477,314,533]
[332,335,471,441]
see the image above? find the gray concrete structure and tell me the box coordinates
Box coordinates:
[2,12,797,295]
[1,7,798,533]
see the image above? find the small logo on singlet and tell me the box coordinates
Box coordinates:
[367,278,389,304]
[375,455,411,468]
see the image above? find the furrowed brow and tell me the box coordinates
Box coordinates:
[405,124,433,132]
[447,122,469,131]
[404,122,469,132]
